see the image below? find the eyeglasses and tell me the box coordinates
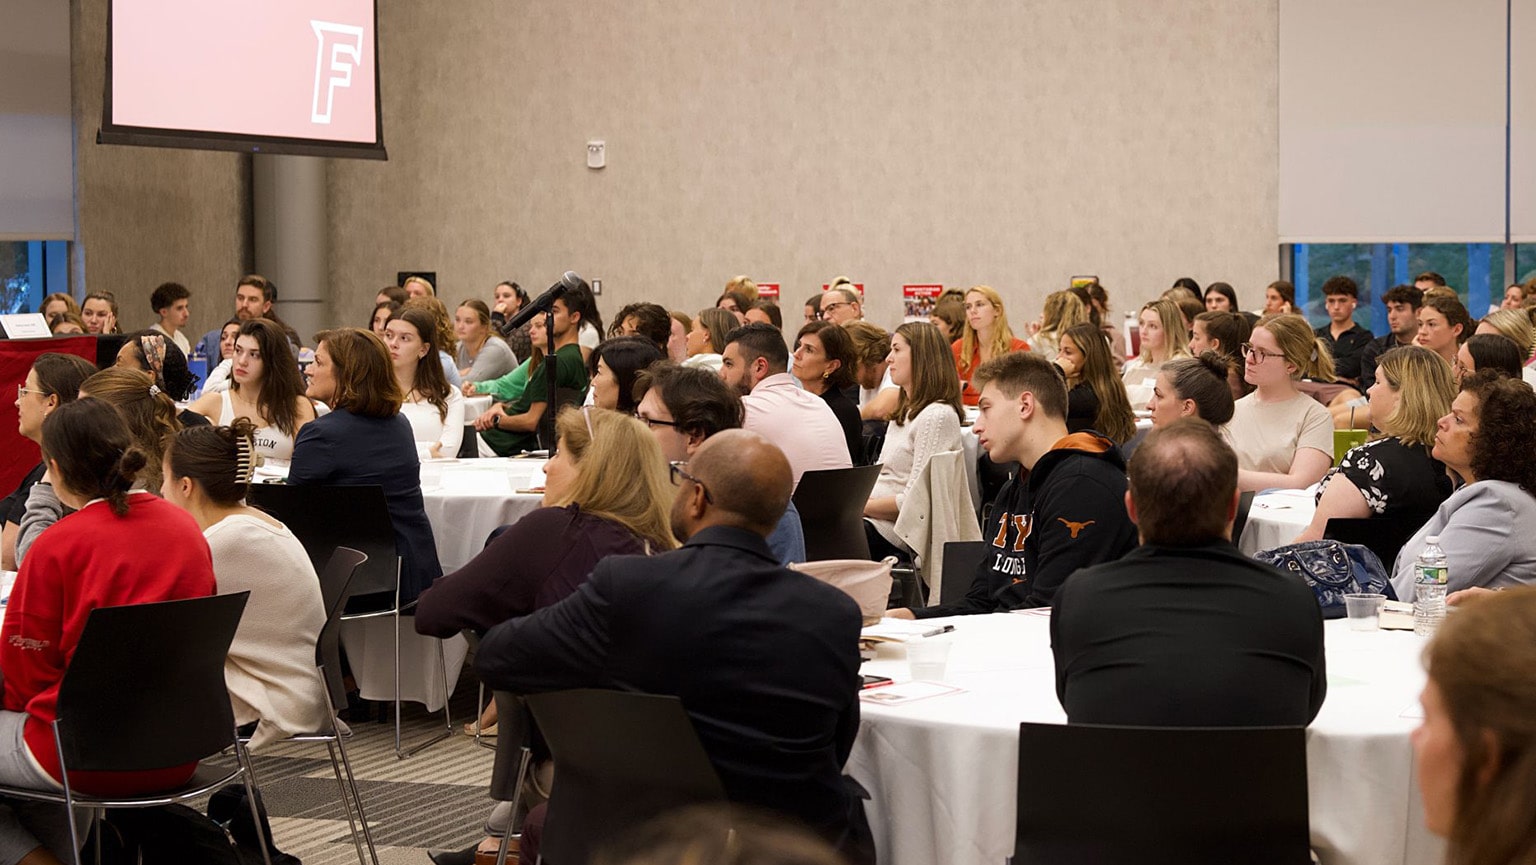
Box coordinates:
[16,385,46,401]
[1239,343,1284,363]
[820,301,852,317]
[669,460,713,503]
[633,412,680,430]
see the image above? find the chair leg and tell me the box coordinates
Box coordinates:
[493,747,533,865]
[392,609,455,758]
[92,808,102,865]
[234,739,275,865]
[326,738,379,865]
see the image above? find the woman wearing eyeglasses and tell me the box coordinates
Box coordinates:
[1229,314,1336,491]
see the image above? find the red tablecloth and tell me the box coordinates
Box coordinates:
[0,337,99,496]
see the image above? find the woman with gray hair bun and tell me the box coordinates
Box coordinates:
[162,418,331,749]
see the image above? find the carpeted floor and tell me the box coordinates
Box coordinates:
[210,673,501,865]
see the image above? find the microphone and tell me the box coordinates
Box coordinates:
[505,271,584,330]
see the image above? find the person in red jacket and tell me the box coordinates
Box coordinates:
[0,398,215,865]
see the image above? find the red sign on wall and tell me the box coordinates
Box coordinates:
[902,284,944,320]
[756,282,780,299]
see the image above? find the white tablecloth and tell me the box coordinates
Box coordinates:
[421,458,548,572]
[1240,489,1318,554]
[850,613,1443,865]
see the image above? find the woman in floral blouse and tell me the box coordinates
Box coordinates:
[1294,346,1456,542]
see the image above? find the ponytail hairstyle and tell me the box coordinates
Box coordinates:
[41,398,148,517]
[80,367,181,495]
[1162,353,1237,426]
[168,418,259,507]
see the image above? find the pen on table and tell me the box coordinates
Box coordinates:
[920,625,954,638]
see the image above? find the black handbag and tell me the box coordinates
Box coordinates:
[1253,539,1396,618]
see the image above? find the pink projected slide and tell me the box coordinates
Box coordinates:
[111,0,377,143]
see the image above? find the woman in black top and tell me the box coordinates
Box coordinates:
[1296,346,1457,541]
[792,320,863,464]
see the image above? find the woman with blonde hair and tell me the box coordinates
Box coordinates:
[1230,314,1336,491]
[454,299,518,381]
[1475,308,1536,385]
[1412,587,1536,865]
[865,321,965,559]
[1121,298,1191,407]
[418,405,675,637]
[39,292,78,322]
[683,308,736,372]
[1033,290,1090,360]
[952,285,1029,406]
[1056,323,1137,443]
[78,366,181,494]
[1294,346,1456,541]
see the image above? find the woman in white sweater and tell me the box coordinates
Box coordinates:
[163,419,330,749]
[865,321,966,560]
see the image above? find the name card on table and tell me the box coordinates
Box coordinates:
[0,314,51,339]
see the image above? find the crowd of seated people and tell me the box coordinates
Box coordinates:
[11,270,1536,865]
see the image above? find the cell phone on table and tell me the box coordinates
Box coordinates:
[860,674,894,690]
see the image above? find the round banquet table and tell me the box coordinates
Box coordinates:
[420,457,548,572]
[849,613,1443,865]
[1239,488,1318,555]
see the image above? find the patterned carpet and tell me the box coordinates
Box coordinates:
[210,672,501,865]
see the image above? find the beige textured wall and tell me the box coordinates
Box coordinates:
[71,0,250,340]
[330,0,1280,332]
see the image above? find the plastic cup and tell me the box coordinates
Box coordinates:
[907,638,952,681]
[1334,429,1369,465]
[1343,593,1386,631]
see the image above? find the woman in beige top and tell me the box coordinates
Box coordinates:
[1229,314,1335,491]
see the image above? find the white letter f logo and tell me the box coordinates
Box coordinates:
[311,20,364,125]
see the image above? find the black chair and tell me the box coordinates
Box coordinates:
[1013,722,1310,865]
[1325,515,1426,574]
[939,540,988,606]
[525,689,726,865]
[248,483,453,758]
[278,546,380,865]
[1231,490,1256,548]
[0,593,272,865]
[793,464,883,561]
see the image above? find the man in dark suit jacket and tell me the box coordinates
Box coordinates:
[1051,418,1327,727]
[475,429,867,859]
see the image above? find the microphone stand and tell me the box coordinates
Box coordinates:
[541,309,558,455]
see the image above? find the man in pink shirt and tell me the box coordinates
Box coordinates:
[720,323,852,486]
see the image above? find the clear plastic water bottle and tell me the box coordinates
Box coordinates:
[1413,535,1448,636]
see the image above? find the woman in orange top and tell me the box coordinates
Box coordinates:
[952,285,1029,405]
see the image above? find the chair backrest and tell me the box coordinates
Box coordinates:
[526,689,726,865]
[1015,722,1310,865]
[940,540,989,606]
[1231,490,1256,547]
[792,464,883,561]
[314,547,369,708]
[1325,515,1427,574]
[248,484,399,598]
[57,592,250,773]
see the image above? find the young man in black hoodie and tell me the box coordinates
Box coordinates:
[892,351,1136,617]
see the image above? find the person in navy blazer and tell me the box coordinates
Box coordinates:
[290,327,441,602]
[475,430,869,862]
